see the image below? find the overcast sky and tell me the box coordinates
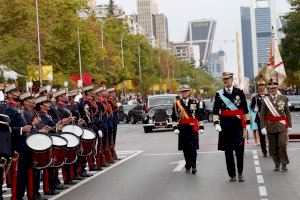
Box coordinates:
[96,0,291,73]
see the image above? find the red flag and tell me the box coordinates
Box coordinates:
[71,73,93,86]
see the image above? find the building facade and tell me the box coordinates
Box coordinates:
[207,50,225,77]
[137,0,158,37]
[240,7,255,81]
[170,42,191,62]
[154,14,169,49]
[185,19,217,67]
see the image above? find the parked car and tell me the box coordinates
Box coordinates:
[287,95,300,111]
[127,104,143,124]
[202,100,214,122]
[142,94,177,133]
[118,105,127,123]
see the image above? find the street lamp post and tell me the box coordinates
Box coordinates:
[101,17,116,47]
[35,0,42,87]
[77,27,83,82]
[138,37,147,86]
[121,29,131,69]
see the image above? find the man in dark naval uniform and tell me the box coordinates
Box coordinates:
[213,72,251,182]
[250,77,269,157]
[172,85,204,174]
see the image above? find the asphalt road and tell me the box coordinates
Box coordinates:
[3,111,300,200]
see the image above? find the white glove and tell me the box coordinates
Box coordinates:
[246,125,251,132]
[198,129,204,134]
[98,130,103,138]
[261,128,267,135]
[215,124,222,132]
[174,129,180,134]
[288,128,292,132]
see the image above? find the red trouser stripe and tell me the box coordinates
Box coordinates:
[27,167,35,200]
[43,169,50,193]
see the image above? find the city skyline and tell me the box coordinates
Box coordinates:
[96,0,290,74]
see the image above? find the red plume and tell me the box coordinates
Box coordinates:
[99,80,105,86]
[91,79,96,84]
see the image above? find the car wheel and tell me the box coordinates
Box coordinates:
[144,127,152,133]
[130,116,137,124]
[208,113,213,122]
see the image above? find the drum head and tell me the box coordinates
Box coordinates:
[60,133,79,148]
[62,125,83,138]
[26,133,52,151]
[82,129,96,140]
[51,135,67,147]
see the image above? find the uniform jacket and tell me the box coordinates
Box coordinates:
[260,94,292,133]
[250,93,269,123]
[213,87,249,151]
[172,98,203,151]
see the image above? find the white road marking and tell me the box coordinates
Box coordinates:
[48,151,142,200]
[254,160,260,166]
[169,160,186,172]
[252,150,258,155]
[255,166,262,174]
[259,186,267,196]
[257,175,264,184]
[253,155,259,160]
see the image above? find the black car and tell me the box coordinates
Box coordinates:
[142,94,177,133]
[202,100,214,122]
[127,104,143,124]
[287,95,300,111]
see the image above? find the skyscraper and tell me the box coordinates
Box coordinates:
[207,50,225,77]
[185,19,217,67]
[154,14,169,49]
[251,0,273,70]
[137,0,158,37]
[240,7,255,80]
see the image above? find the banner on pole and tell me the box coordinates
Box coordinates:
[27,65,53,81]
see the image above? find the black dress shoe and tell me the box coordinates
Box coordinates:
[65,180,78,185]
[80,171,92,177]
[55,184,68,190]
[185,168,191,173]
[263,153,268,157]
[238,174,245,182]
[74,175,84,180]
[44,190,60,195]
[229,176,236,182]
[282,164,288,172]
[35,193,48,200]
[191,168,197,174]
[274,165,280,171]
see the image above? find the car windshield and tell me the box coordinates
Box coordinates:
[122,104,136,112]
[148,97,175,107]
[287,95,300,101]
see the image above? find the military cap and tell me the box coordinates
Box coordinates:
[107,88,115,93]
[258,80,266,86]
[222,72,234,79]
[35,96,49,104]
[4,83,18,93]
[267,79,279,89]
[39,85,52,94]
[179,85,191,92]
[82,85,94,92]
[94,86,107,94]
[20,92,33,101]
[67,90,79,97]
[53,89,67,98]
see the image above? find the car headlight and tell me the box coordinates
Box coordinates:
[166,108,173,116]
[288,102,292,107]
[148,110,155,118]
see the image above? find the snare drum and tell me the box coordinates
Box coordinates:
[60,132,80,164]
[50,134,67,168]
[80,128,96,156]
[62,124,84,138]
[26,133,52,169]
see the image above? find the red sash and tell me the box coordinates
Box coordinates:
[179,118,199,133]
[266,114,289,128]
[220,109,246,128]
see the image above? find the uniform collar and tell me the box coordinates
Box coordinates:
[225,86,234,94]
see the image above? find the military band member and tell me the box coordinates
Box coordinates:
[250,78,269,157]
[260,79,292,172]
[172,85,204,174]
[213,72,251,182]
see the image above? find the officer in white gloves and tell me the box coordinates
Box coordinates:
[172,85,204,174]
[260,79,292,172]
[213,72,251,182]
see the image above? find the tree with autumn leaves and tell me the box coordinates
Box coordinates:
[0,0,219,96]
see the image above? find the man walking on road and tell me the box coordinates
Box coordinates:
[260,78,292,172]
[213,72,251,182]
[172,85,204,174]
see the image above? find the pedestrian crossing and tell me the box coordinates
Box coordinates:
[2,151,138,199]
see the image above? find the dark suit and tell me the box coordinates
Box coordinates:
[250,94,268,155]
[172,98,203,170]
[213,87,250,177]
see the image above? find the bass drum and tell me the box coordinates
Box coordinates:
[62,124,83,138]
[80,128,96,156]
[50,134,67,168]
[60,132,79,164]
[26,133,52,169]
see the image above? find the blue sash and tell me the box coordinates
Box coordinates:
[218,89,238,111]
